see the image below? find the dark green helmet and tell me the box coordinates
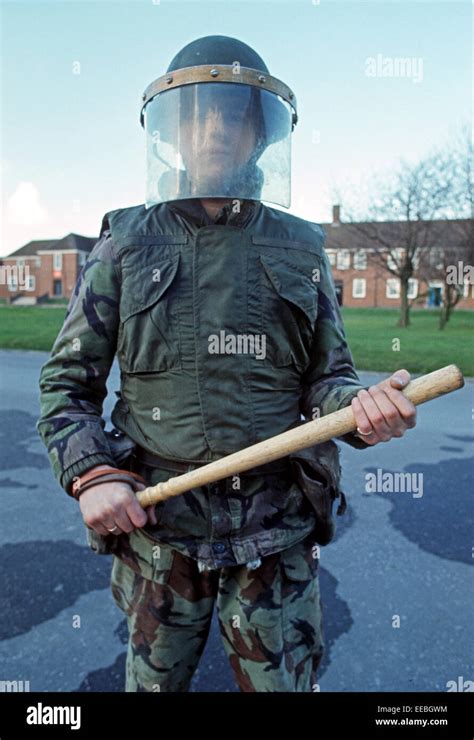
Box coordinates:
[166,35,270,75]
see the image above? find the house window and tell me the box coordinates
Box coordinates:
[78,251,87,266]
[17,258,25,268]
[35,257,41,268]
[386,278,400,299]
[407,278,418,299]
[387,248,404,270]
[53,279,62,296]
[26,275,36,291]
[53,253,62,271]
[352,278,366,298]
[8,275,18,292]
[336,250,350,270]
[326,250,336,266]
[462,279,473,299]
[353,250,367,270]
[429,247,444,269]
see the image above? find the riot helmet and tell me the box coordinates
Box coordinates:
[140,35,297,208]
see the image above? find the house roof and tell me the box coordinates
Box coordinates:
[6,233,97,258]
[320,218,471,250]
[3,216,472,260]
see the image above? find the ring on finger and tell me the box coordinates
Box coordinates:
[356,426,374,437]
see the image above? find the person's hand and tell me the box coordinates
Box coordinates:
[350,368,417,446]
[78,468,158,536]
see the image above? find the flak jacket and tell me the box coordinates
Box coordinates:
[37,198,370,570]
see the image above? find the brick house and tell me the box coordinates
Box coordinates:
[321,206,474,309]
[0,233,96,304]
[1,210,472,309]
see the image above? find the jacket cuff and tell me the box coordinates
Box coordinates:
[61,453,117,496]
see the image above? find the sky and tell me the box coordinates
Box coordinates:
[0,0,471,256]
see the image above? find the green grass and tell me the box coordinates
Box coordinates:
[40,297,69,305]
[0,306,67,351]
[0,305,472,376]
[342,308,474,376]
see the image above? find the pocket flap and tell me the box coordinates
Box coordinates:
[259,253,318,326]
[121,255,180,321]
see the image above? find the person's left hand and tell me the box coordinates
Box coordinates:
[350,369,417,445]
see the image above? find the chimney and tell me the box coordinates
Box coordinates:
[332,204,341,227]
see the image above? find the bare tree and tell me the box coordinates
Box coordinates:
[437,126,474,328]
[331,125,471,327]
[417,229,473,329]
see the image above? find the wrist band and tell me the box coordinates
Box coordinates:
[73,473,146,499]
[70,466,146,499]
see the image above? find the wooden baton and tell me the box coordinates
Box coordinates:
[137,364,464,508]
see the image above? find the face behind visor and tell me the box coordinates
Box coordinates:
[144,81,292,204]
[140,37,297,208]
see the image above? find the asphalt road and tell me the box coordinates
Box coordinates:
[0,349,472,692]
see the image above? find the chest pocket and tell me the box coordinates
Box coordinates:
[118,254,181,373]
[259,252,319,371]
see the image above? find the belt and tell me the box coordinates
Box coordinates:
[133,446,291,477]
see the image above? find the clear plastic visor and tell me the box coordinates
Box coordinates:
[143,82,293,208]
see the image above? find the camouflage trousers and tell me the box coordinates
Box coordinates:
[110,528,325,692]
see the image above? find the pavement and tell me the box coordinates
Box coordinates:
[0,349,472,692]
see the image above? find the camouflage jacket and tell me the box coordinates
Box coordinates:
[37,197,369,569]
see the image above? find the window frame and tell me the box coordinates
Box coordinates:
[352,278,367,298]
[353,250,367,270]
[386,278,400,299]
[336,249,351,270]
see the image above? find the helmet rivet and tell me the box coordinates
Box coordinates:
[166,75,173,84]
[258,75,266,83]
[289,92,294,99]
[210,68,219,77]
[142,92,146,100]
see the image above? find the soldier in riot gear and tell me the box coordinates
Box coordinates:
[37,35,416,692]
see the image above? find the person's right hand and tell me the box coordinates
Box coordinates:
[77,467,157,536]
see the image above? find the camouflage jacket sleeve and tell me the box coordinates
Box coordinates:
[299,245,371,449]
[36,227,120,494]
